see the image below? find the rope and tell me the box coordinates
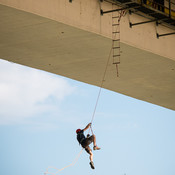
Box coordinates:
[44,149,83,175]
[44,29,113,175]
[44,2,115,174]
[88,46,113,134]
[89,6,126,132]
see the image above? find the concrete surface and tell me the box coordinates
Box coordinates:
[0,2,175,110]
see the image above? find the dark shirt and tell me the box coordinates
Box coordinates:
[77,129,85,144]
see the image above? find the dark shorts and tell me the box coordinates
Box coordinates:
[81,135,94,154]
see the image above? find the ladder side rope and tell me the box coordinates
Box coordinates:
[112,4,126,77]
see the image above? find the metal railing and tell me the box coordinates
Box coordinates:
[139,0,175,18]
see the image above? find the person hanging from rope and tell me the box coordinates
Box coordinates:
[76,123,101,169]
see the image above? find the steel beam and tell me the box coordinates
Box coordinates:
[157,32,175,38]
[129,19,157,28]
[101,6,132,15]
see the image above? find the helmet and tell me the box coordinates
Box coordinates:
[76,129,81,133]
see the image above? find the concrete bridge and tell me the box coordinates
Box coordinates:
[0,0,175,110]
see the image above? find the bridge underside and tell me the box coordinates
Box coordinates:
[0,4,175,110]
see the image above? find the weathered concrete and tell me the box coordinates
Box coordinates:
[0,0,175,60]
[0,1,175,110]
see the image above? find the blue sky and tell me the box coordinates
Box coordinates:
[0,59,175,175]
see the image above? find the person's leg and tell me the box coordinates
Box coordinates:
[92,134,97,147]
[85,147,95,169]
[89,150,95,169]
[89,150,93,162]
[83,135,100,150]
[85,146,93,161]
[90,135,100,150]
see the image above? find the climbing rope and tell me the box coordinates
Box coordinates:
[44,46,113,175]
[88,46,113,134]
[44,149,83,175]
[89,8,126,134]
[118,9,127,23]
[44,2,121,173]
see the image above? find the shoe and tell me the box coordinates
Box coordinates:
[89,161,95,169]
[93,146,101,150]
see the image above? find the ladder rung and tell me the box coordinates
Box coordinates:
[112,24,119,26]
[113,39,120,41]
[113,62,120,64]
[113,47,120,49]
[112,32,120,33]
[112,16,119,18]
[113,55,120,57]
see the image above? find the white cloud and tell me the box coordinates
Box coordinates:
[0,59,75,125]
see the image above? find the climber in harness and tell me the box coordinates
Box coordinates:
[76,123,100,169]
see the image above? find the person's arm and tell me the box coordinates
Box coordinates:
[83,123,91,131]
